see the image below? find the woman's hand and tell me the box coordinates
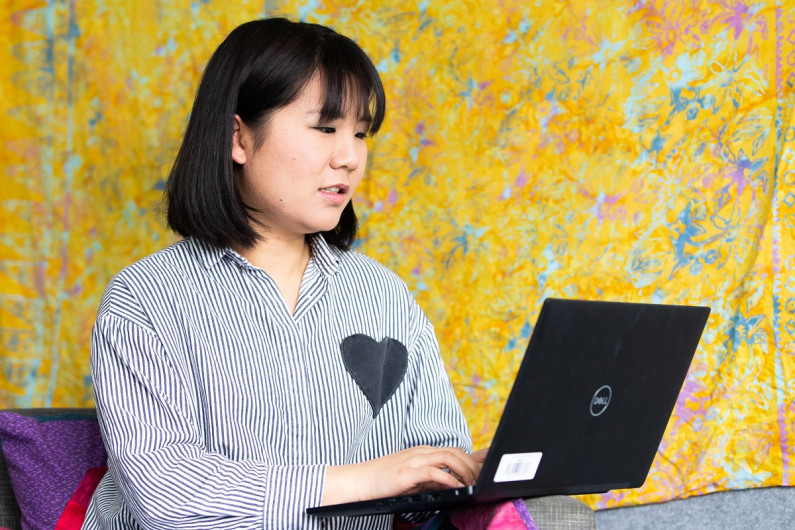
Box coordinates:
[470,447,489,464]
[320,445,483,506]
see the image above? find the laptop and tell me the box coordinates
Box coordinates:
[307,298,711,517]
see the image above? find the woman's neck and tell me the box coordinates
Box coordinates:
[233,235,311,314]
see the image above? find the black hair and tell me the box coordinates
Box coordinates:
[166,18,386,250]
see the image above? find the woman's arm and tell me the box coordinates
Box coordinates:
[91,291,325,529]
[320,445,480,505]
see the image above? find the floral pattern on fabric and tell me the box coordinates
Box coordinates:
[1,0,792,509]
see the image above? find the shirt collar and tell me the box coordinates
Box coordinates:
[189,235,342,277]
[189,237,228,269]
[307,235,343,278]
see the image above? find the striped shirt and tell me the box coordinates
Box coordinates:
[83,236,472,529]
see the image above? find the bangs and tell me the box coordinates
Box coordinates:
[314,36,386,135]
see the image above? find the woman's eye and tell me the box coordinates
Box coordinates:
[316,126,335,134]
[355,132,368,139]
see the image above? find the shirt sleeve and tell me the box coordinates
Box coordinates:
[90,279,325,529]
[401,301,473,454]
[396,301,473,524]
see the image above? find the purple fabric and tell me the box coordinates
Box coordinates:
[0,412,107,530]
[511,498,538,530]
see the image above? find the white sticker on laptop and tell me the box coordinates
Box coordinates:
[493,452,542,483]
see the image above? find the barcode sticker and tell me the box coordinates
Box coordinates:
[493,452,542,483]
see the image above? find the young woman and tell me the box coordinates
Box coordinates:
[84,17,482,529]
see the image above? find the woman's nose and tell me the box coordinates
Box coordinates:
[330,135,364,171]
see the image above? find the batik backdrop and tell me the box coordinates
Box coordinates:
[1,0,793,509]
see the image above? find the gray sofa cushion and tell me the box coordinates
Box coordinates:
[524,495,596,529]
[595,486,795,529]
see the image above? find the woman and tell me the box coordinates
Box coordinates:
[84,17,482,529]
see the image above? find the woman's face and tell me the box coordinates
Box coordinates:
[232,75,370,243]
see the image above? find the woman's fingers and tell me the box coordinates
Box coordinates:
[402,446,480,486]
[435,447,481,485]
[471,447,490,463]
[321,446,484,505]
[422,465,466,489]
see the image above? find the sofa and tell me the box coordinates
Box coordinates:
[4,407,791,529]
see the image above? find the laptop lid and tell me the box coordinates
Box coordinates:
[473,298,710,501]
[308,298,710,516]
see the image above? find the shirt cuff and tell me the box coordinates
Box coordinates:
[262,464,325,528]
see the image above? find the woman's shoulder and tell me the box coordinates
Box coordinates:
[111,238,198,284]
[100,238,211,309]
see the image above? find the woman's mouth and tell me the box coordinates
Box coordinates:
[319,185,349,204]
[319,184,349,195]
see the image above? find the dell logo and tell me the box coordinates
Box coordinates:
[590,385,612,416]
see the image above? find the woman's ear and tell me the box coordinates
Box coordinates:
[231,114,247,165]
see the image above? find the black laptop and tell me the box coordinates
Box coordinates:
[307,298,711,517]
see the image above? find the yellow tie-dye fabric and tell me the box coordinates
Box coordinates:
[1,0,792,508]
